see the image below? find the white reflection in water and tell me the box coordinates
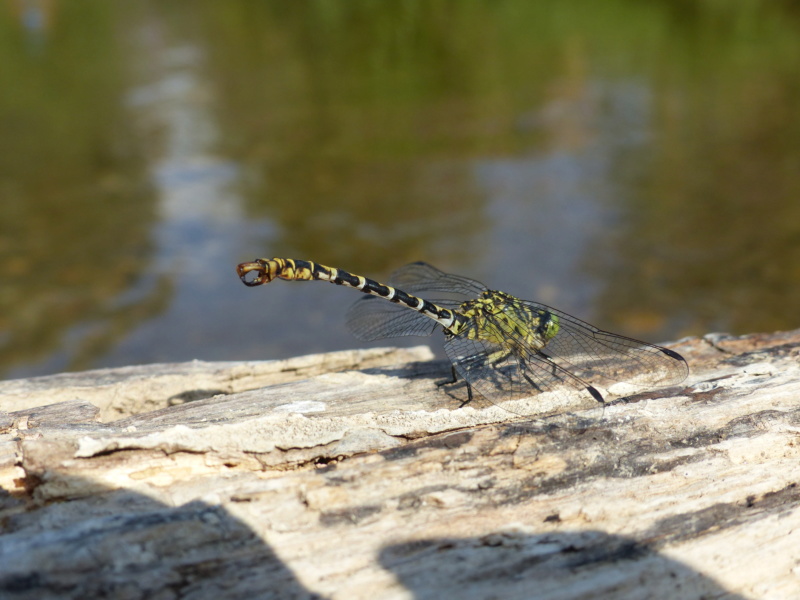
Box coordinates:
[474,80,652,320]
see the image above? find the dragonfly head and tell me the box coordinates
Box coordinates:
[539,311,560,341]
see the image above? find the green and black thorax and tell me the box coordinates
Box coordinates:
[454,290,560,351]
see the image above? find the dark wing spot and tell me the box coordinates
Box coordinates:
[587,386,605,403]
[659,347,685,362]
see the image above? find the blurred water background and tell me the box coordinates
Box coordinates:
[2,0,800,379]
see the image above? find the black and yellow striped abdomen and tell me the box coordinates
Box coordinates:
[237,258,460,331]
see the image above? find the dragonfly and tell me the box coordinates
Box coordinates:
[237,258,688,414]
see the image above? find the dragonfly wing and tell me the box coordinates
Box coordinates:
[443,320,601,410]
[346,295,441,341]
[345,262,487,342]
[388,262,487,298]
[518,301,689,388]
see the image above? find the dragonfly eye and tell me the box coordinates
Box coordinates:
[537,312,560,340]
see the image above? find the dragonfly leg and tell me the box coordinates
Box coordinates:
[536,350,558,378]
[436,365,459,387]
[458,378,474,408]
[520,371,543,394]
[436,365,474,407]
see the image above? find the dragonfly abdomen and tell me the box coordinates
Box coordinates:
[237,258,459,330]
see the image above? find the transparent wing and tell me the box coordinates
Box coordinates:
[443,302,688,416]
[346,297,441,341]
[518,301,689,388]
[443,322,601,410]
[345,262,488,342]
[387,262,487,298]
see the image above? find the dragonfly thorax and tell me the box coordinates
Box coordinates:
[451,290,560,351]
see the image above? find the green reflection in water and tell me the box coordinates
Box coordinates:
[0,2,165,374]
[588,1,800,338]
[1,0,800,377]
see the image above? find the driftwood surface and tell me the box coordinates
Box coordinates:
[1,333,800,599]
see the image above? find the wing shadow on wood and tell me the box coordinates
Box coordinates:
[379,530,748,600]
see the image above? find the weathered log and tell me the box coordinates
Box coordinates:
[1,332,799,599]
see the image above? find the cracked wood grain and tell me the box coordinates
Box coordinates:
[1,332,800,599]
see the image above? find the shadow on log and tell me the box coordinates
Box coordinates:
[0,474,746,600]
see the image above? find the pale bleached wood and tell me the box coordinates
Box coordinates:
[0,346,434,421]
[1,331,800,599]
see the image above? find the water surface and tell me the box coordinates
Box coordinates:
[2,1,799,378]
